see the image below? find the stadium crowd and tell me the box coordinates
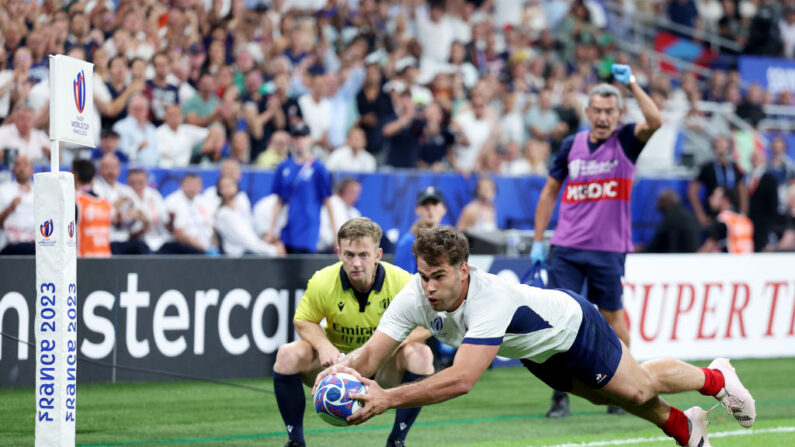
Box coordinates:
[0,0,794,256]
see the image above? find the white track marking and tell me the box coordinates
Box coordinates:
[539,426,795,447]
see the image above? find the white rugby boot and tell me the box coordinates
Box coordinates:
[684,406,712,447]
[708,357,756,428]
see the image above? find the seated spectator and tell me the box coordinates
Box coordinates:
[200,158,251,219]
[89,129,129,163]
[326,127,376,173]
[0,103,50,165]
[214,175,283,257]
[0,156,34,254]
[699,186,754,254]
[777,184,795,251]
[457,176,499,232]
[162,173,216,254]
[642,189,700,253]
[126,168,170,253]
[182,72,221,128]
[252,193,287,239]
[156,104,210,168]
[113,94,160,167]
[688,135,748,227]
[93,153,150,254]
[317,177,363,253]
[254,130,290,169]
[502,139,550,176]
[73,159,112,258]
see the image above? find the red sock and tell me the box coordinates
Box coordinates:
[699,367,725,396]
[661,407,690,446]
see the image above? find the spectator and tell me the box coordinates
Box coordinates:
[0,103,50,164]
[735,83,766,128]
[297,71,333,151]
[383,90,424,169]
[265,123,336,254]
[745,150,780,252]
[317,177,363,253]
[162,173,216,254]
[696,0,724,34]
[146,52,180,127]
[503,139,551,176]
[93,153,150,254]
[699,185,754,253]
[451,82,500,174]
[780,7,795,59]
[767,137,795,200]
[777,184,795,251]
[252,192,287,240]
[688,135,748,227]
[525,89,563,149]
[5,47,38,113]
[668,0,699,30]
[126,168,170,253]
[415,0,459,65]
[0,155,35,255]
[65,12,99,58]
[97,55,144,131]
[0,47,11,121]
[642,189,700,253]
[182,72,221,128]
[254,130,291,169]
[156,104,211,168]
[89,129,129,163]
[246,72,302,161]
[214,175,283,257]
[326,127,377,173]
[357,62,394,156]
[113,94,160,167]
[325,63,367,150]
[201,158,251,219]
[457,176,499,232]
[418,102,458,171]
[394,186,448,273]
[73,159,112,258]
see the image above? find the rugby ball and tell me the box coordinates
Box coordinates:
[314,372,367,426]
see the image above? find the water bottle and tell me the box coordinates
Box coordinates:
[506,229,520,257]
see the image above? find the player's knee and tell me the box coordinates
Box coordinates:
[626,388,654,407]
[274,342,310,373]
[401,342,434,373]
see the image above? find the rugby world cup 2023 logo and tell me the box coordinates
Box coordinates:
[74,70,86,114]
[40,219,53,238]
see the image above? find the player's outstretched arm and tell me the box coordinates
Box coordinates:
[347,342,500,425]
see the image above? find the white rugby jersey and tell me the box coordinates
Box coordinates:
[378,266,584,363]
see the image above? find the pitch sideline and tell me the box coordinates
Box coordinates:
[540,426,795,447]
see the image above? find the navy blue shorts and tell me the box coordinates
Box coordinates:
[520,290,623,392]
[547,246,626,311]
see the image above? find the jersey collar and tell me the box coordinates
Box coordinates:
[339,262,386,293]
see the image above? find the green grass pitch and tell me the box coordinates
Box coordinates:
[1,358,794,446]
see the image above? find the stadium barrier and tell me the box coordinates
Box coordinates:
[2,254,794,387]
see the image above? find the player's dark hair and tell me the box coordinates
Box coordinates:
[72,159,96,184]
[337,217,382,246]
[413,226,469,267]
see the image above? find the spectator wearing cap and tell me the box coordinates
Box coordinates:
[394,186,448,273]
[146,52,180,127]
[326,127,376,173]
[357,61,395,156]
[90,129,130,163]
[182,72,222,128]
[265,123,336,254]
[113,94,160,167]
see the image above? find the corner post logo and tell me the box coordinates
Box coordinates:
[38,219,56,247]
[74,70,86,114]
[40,219,53,238]
[67,220,76,247]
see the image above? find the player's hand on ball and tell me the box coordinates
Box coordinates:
[313,364,365,397]
[611,64,633,85]
[347,378,389,425]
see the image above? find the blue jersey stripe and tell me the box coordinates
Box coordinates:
[462,337,503,346]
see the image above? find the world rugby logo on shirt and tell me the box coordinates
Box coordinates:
[568,159,619,179]
[430,317,447,337]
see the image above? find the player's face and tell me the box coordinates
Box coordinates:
[416,257,468,312]
[338,237,383,288]
[586,95,621,141]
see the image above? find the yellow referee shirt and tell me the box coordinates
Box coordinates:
[294,261,412,353]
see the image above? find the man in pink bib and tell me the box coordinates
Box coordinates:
[531,65,662,418]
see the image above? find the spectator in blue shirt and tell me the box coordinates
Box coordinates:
[394,186,448,273]
[265,123,336,254]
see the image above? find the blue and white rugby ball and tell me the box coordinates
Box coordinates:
[314,372,367,426]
